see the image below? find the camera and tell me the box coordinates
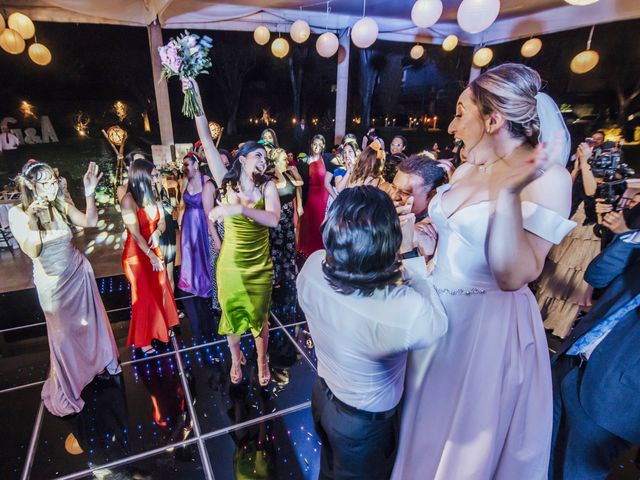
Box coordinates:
[587,141,635,180]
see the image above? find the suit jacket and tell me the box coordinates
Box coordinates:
[552,231,640,444]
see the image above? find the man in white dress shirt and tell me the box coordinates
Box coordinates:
[0,125,21,180]
[297,186,447,480]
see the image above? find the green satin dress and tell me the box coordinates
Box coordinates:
[217,196,273,337]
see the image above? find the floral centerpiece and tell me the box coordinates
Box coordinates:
[158,31,213,118]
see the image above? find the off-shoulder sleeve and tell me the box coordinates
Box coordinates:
[521,201,576,245]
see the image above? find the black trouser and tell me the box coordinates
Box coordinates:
[181,296,214,344]
[311,377,399,480]
[2,149,20,178]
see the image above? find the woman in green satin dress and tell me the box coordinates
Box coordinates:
[187,79,281,387]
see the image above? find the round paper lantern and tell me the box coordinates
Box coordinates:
[351,17,378,49]
[473,47,493,67]
[564,0,599,5]
[0,28,25,54]
[410,44,425,59]
[28,43,51,66]
[570,49,599,74]
[208,121,222,140]
[521,37,542,58]
[457,0,501,34]
[411,0,443,29]
[290,19,310,44]
[316,32,339,58]
[8,12,35,40]
[271,37,290,58]
[253,25,270,46]
[0,15,5,36]
[442,34,459,51]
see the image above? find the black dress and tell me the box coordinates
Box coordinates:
[270,173,297,289]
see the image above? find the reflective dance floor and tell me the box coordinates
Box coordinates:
[0,276,320,480]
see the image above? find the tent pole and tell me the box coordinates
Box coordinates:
[147,20,174,146]
[334,28,350,145]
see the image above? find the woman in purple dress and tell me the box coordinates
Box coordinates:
[178,153,214,342]
[9,161,120,417]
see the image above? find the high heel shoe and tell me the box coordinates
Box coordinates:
[239,351,247,366]
[258,360,271,387]
[230,359,243,384]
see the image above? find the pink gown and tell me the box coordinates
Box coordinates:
[392,183,575,479]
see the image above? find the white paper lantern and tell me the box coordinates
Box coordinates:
[8,12,35,40]
[316,32,339,58]
[473,47,493,67]
[0,15,5,36]
[411,0,443,29]
[0,28,25,54]
[570,50,599,74]
[564,0,599,5]
[351,17,378,49]
[253,25,270,46]
[28,42,52,65]
[521,38,542,58]
[442,34,459,51]
[271,37,290,58]
[290,19,310,44]
[410,44,425,59]
[457,0,501,34]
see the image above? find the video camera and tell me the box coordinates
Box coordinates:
[587,140,635,180]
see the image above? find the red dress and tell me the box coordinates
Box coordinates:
[123,206,179,347]
[297,158,329,257]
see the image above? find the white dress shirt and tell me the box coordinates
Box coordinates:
[0,132,20,151]
[297,250,447,412]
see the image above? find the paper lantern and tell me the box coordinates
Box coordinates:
[411,0,443,29]
[564,0,599,5]
[28,43,51,66]
[106,125,127,146]
[253,25,270,46]
[290,19,310,44]
[570,50,599,74]
[410,44,425,59]
[208,121,222,140]
[316,32,339,58]
[271,37,290,58]
[351,17,378,49]
[457,0,501,34]
[442,34,458,51]
[473,47,493,67]
[0,15,5,36]
[8,12,35,40]
[521,38,542,58]
[0,28,25,54]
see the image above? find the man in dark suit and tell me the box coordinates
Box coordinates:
[550,229,640,479]
[293,117,310,157]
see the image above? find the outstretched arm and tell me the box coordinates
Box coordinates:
[66,162,101,228]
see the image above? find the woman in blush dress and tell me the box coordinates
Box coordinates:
[9,161,120,417]
[392,64,576,479]
[120,159,179,354]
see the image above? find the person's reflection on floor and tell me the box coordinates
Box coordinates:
[136,355,195,461]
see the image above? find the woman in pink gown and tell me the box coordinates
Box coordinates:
[392,64,576,479]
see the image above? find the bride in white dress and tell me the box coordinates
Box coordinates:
[392,64,576,479]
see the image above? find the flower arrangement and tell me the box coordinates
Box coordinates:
[158,31,213,118]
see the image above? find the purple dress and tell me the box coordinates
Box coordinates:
[178,177,213,298]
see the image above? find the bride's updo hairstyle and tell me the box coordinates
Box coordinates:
[469,63,541,147]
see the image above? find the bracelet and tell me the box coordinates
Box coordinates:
[85,188,95,197]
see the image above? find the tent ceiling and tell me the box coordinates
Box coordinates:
[5,0,640,45]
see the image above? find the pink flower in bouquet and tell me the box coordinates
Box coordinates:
[186,35,197,48]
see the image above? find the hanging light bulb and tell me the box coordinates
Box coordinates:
[521,38,542,58]
[442,34,459,51]
[473,47,493,67]
[410,44,425,60]
[290,19,310,43]
[458,0,501,34]
[411,0,443,29]
[28,42,52,66]
[316,32,339,58]
[271,37,290,58]
[253,25,270,46]
[351,17,378,49]
[8,12,35,40]
[570,25,599,74]
[0,28,26,54]
[564,0,599,5]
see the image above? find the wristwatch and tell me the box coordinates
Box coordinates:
[401,247,421,260]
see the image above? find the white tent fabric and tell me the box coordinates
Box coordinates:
[9,0,640,45]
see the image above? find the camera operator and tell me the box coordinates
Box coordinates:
[596,189,640,248]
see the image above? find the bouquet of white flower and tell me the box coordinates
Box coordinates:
[158,31,213,118]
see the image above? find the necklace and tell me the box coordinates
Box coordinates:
[477,145,522,174]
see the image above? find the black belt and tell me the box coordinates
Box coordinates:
[318,377,397,421]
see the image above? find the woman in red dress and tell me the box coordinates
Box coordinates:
[120,159,179,354]
[296,134,334,257]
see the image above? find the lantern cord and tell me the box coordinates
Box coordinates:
[362,0,367,18]
[586,25,595,49]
